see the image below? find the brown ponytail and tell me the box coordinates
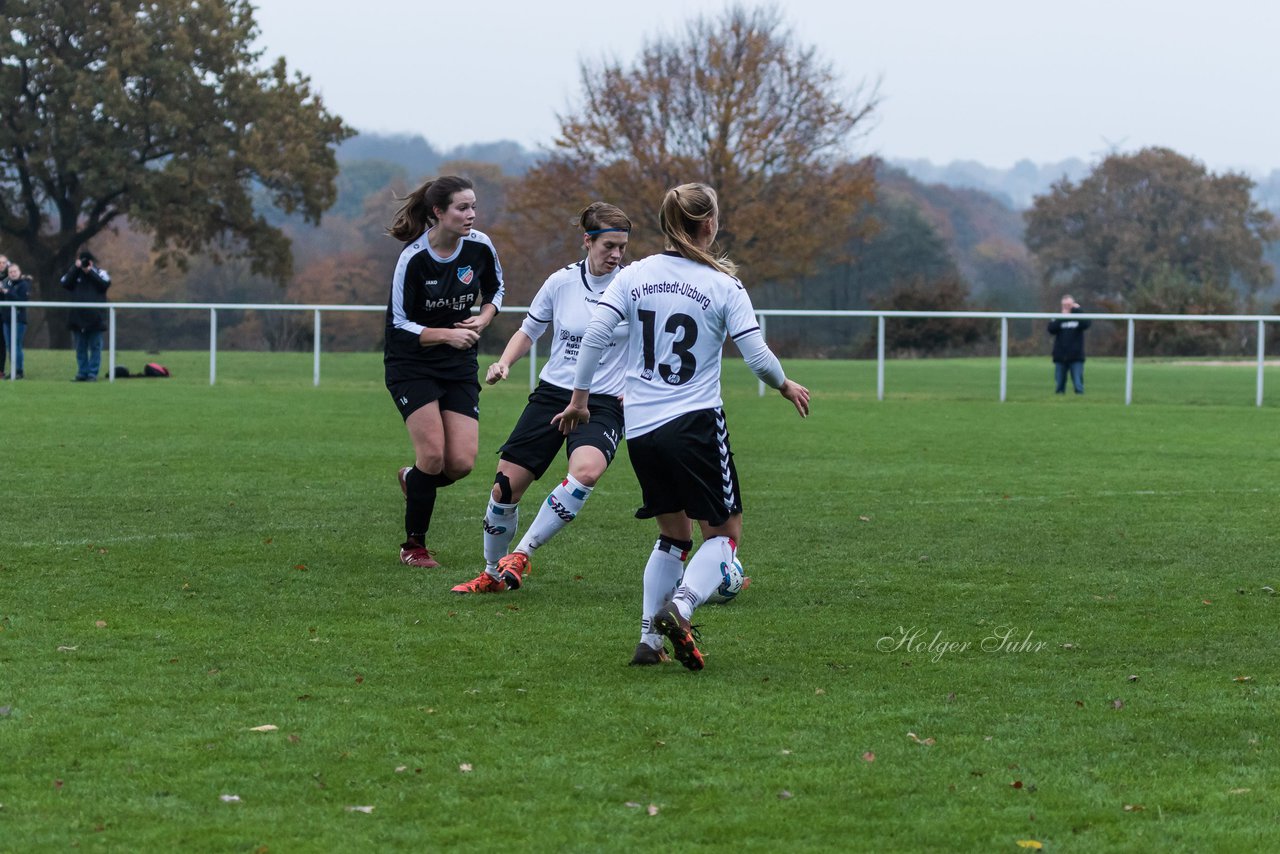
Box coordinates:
[658,183,736,277]
[387,175,475,242]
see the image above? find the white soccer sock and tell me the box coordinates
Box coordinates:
[641,535,691,648]
[514,474,592,556]
[482,500,519,571]
[672,536,737,621]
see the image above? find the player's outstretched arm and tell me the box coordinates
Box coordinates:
[485,331,534,385]
[780,379,810,418]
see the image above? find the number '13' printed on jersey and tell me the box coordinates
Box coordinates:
[638,309,698,385]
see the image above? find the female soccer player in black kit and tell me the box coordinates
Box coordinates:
[385,176,505,568]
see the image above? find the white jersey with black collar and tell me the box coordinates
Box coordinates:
[520,260,628,397]
[577,251,783,437]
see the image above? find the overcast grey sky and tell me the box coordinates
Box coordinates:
[251,0,1280,175]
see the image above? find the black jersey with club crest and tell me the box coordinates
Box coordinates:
[384,228,505,382]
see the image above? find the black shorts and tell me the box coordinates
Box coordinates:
[499,382,624,479]
[627,407,742,526]
[387,376,481,421]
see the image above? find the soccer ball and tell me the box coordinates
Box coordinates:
[705,556,749,604]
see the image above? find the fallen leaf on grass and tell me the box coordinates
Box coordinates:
[95,620,108,629]
[57,646,77,652]
[219,794,241,803]
[814,688,826,696]
[1111,699,1124,710]
[1123,803,1145,812]
[1011,780,1024,789]
[858,515,871,523]
[1016,841,1043,850]
[647,803,660,816]
[355,674,364,685]
[248,724,278,732]
[1228,788,1250,795]
[624,802,642,808]
[906,732,936,746]
[777,791,793,800]
[294,564,307,572]
[458,763,473,773]
[1233,676,1253,683]
[861,752,876,763]
[1126,675,1139,682]
[345,805,375,814]
[395,766,408,773]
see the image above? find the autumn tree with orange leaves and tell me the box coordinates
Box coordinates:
[501,4,878,299]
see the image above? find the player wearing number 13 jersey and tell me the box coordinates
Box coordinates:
[554,183,810,670]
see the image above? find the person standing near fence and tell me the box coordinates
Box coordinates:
[384,176,505,569]
[1049,294,1090,394]
[61,251,112,382]
[553,183,810,669]
[1,262,31,379]
[453,202,632,596]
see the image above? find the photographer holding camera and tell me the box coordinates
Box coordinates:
[61,251,112,382]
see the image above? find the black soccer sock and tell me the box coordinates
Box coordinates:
[404,465,438,544]
[427,471,457,489]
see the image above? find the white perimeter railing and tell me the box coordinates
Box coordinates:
[2,302,1277,406]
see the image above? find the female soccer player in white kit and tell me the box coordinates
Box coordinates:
[452,203,632,594]
[555,183,810,669]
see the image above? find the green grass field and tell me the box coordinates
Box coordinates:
[2,352,1278,852]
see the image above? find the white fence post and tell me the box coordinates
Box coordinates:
[313,309,322,387]
[1258,319,1266,408]
[1125,319,1135,405]
[877,315,885,401]
[108,307,117,383]
[210,308,218,386]
[7,305,16,381]
[999,317,1008,402]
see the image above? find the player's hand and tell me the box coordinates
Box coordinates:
[486,362,509,385]
[444,327,480,350]
[551,402,590,436]
[780,379,810,418]
[455,313,490,334]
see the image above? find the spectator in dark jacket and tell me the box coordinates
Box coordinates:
[1,262,32,379]
[1048,294,1091,394]
[61,251,112,382]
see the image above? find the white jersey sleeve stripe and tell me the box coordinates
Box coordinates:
[391,244,425,337]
